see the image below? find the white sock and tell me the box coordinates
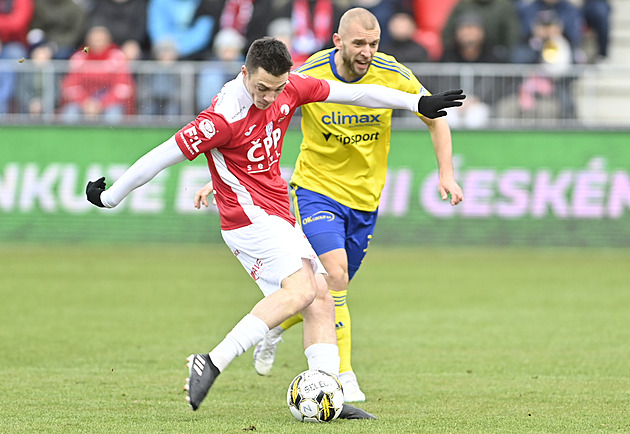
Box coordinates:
[304,343,340,375]
[209,314,269,372]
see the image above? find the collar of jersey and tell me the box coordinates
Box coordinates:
[235,72,254,106]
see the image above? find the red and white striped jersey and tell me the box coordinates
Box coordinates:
[175,72,331,230]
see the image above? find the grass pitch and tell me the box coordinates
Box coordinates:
[1,244,629,433]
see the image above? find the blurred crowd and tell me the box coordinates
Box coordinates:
[0,0,612,124]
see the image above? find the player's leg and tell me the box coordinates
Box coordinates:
[253,186,344,374]
[291,186,371,401]
[186,217,324,410]
[253,312,303,375]
[327,207,377,401]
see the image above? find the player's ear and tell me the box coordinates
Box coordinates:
[241,65,248,79]
[332,33,342,49]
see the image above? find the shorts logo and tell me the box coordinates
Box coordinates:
[199,119,217,139]
[250,258,264,281]
[302,211,335,225]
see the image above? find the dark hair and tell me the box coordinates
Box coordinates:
[245,37,293,76]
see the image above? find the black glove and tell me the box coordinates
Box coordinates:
[86,177,106,207]
[418,89,466,119]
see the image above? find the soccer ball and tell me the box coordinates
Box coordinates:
[287,369,344,422]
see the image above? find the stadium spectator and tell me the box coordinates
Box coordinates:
[350,0,403,46]
[219,0,254,37]
[412,0,460,60]
[15,33,57,116]
[210,8,464,403]
[266,17,293,51]
[59,26,135,123]
[290,0,346,65]
[379,11,429,62]
[146,0,219,60]
[138,40,181,116]
[0,0,34,60]
[519,0,583,58]
[442,0,521,63]
[89,0,149,61]
[500,9,575,119]
[29,0,86,59]
[196,28,246,113]
[84,36,460,416]
[441,13,500,128]
[442,13,501,63]
[243,0,293,47]
[0,39,17,114]
[245,0,351,66]
[581,0,611,61]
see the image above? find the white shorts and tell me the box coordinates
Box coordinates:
[221,215,326,297]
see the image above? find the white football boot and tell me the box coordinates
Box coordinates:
[339,370,366,402]
[253,325,284,375]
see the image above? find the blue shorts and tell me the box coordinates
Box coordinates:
[292,186,378,280]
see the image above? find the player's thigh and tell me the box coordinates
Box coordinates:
[293,186,347,256]
[345,208,378,280]
[221,215,324,297]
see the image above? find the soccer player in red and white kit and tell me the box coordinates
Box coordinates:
[85,37,465,415]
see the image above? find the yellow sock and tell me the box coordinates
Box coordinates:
[332,290,352,373]
[280,313,303,331]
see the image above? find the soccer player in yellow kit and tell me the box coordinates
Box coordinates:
[248,7,464,402]
[196,8,464,402]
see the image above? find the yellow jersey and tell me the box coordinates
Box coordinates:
[292,48,427,212]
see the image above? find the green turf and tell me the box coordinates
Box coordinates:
[1,244,629,433]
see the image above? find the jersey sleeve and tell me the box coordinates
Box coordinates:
[289,72,331,106]
[174,111,232,160]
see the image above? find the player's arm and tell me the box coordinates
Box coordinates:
[422,116,463,206]
[324,80,465,119]
[86,136,187,208]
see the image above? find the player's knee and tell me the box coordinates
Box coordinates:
[290,280,319,311]
[326,267,349,292]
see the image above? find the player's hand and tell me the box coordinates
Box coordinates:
[439,177,463,206]
[418,89,466,119]
[86,176,106,207]
[194,181,216,208]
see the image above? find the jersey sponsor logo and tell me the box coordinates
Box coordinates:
[321,112,381,125]
[244,124,257,136]
[199,119,217,139]
[180,125,203,153]
[333,131,380,146]
[246,126,282,173]
[302,210,335,225]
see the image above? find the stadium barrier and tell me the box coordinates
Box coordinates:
[2,126,629,247]
[1,60,629,129]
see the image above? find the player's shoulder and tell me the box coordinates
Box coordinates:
[295,49,334,74]
[370,52,415,81]
[211,75,253,124]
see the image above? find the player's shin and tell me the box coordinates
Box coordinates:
[280,313,304,330]
[332,290,352,373]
